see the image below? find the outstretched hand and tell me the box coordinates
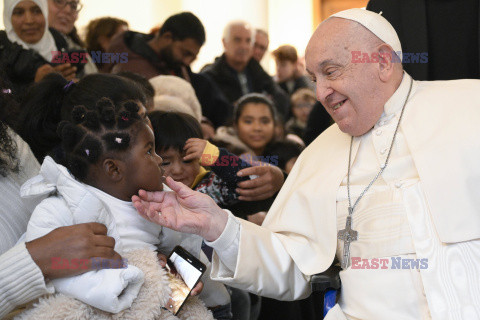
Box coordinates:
[132,177,228,242]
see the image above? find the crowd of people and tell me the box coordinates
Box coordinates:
[1,0,479,320]
[0,1,324,319]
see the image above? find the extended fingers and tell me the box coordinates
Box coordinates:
[236,184,271,197]
[138,189,167,203]
[237,164,271,176]
[165,176,193,198]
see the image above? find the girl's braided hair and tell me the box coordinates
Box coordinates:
[57,97,142,181]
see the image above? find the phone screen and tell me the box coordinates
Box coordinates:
[165,248,205,315]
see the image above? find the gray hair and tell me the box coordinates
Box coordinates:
[222,20,254,44]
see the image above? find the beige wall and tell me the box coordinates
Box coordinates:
[0,0,315,74]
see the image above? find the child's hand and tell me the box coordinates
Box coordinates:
[183,138,207,162]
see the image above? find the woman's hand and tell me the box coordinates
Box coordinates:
[132,176,228,242]
[34,63,77,82]
[183,138,207,162]
[53,63,77,80]
[25,223,123,279]
[236,165,285,201]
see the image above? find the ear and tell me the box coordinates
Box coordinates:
[222,38,227,49]
[102,158,125,182]
[376,44,398,82]
[160,31,174,44]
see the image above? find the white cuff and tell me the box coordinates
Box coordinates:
[205,210,241,275]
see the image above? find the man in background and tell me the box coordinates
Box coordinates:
[105,12,233,129]
[202,21,289,120]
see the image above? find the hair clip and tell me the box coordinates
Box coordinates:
[63,80,75,92]
[115,137,122,144]
[85,149,90,156]
[1,89,12,94]
[121,115,129,121]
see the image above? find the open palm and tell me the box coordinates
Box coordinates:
[132,177,228,242]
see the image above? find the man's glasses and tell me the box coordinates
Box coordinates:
[52,0,83,12]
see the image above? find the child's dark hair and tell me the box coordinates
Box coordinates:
[116,71,155,107]
[57,97,142,181]
[263,140,304,171]
[18,73,147,162]
[234,93,276,125]
[0,78,19,176]
[148,111,202,153]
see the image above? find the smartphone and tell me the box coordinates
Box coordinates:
[165,246,206,315]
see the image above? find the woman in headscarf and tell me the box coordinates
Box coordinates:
[0,0,76,95]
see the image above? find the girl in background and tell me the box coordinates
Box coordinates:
[233,93,276,164]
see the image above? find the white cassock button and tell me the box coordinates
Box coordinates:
[380,148,388,155]
[376,130,382,136]
[395,181,403,188]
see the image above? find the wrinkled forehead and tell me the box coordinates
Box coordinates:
[305,18,371,72]
[306,19,350,69]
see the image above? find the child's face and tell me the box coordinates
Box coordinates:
[123,124,165,195]
[292,99,314,123]
[275,59,296,82]
[159,147,201,188]
[236,102,275,155]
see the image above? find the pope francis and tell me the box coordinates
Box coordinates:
[133,8,480,320]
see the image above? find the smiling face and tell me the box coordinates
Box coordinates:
[11,1,46,44]
[48,0,78,34]
[159,147,200,188]
[122,123,165,196]
[305,18,399,137]
[236,102,275,155]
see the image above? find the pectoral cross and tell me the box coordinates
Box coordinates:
[337,208,358,269]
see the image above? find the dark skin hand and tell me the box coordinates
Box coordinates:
[236,165,285,201]
[25,223,123,280]
[34,63,77,82]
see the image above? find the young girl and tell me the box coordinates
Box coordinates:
[234,93,277,165]
[18,73,151,162]
[18,78,214,319]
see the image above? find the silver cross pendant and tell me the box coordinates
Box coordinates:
[337,209,358,269]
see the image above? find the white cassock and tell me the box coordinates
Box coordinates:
[205,72,480,320]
